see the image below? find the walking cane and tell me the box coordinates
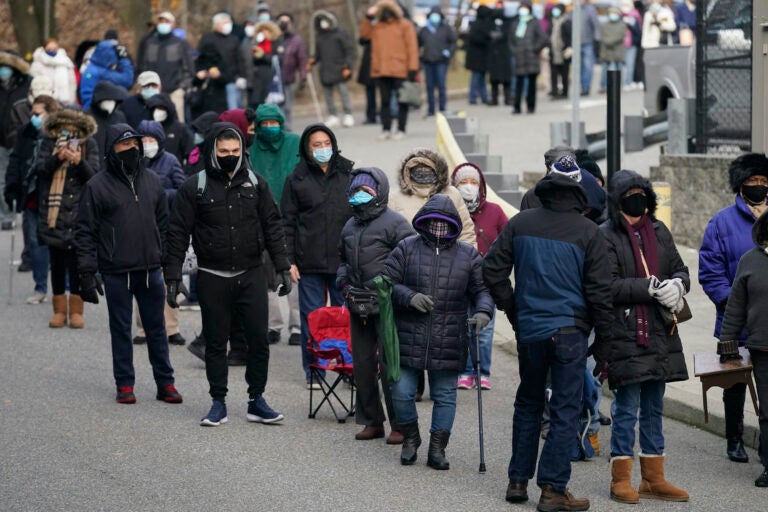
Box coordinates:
[468,318,486,473]
[305,72,324,123]
[7,200,18,305]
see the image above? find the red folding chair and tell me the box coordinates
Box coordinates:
[307,306,355,423]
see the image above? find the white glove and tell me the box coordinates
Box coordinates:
[563,47,573,60]
[654,278,684,309]
[541,47,550,60]
[235,77,247,90]
[672,296,686,314]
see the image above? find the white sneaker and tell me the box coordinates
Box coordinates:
[25,291,46,304]
[342,114,355,128]
[325,115,340,128]
[376,131,391,141]
[391,130,405,141]
[622,84,634,92]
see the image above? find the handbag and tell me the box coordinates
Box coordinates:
[345,287,379,319]
[398,80,422,108]
[265,55,285,105]
[640,250,692,335]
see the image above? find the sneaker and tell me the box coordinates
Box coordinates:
[187,334,206,361]
[306,377,321,390]
[288,333,301,346]
[178,298,200,311]
[325,115,341,128]
[268,330,281,344]
[156,384,183,404]
[116,386,136,404]
[227,350,247,366]
[25,291,46,304]
[391,130,405,141]
[376,131,391,141]
[247,395,284,424]
[168,333,186,346]
[133,336,146,345]
[457,375,475,389]
[537,484,589,512]
[480,376,491,390]
[200,400,228,426]
[342,114,355,127]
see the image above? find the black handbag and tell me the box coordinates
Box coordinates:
[345,287,379,319]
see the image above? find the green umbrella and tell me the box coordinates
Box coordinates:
[373,275,400,383]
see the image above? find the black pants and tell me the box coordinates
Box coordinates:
[365,83,377,123]
[351,313,397,428]
[514,73,538,113]
[724,382,747,439]
[198,267,269,401]
[490,80,511,105]
[550,62,569,97]
[750,349,768,468]
[49,246,79,295]
[377,77,409,132]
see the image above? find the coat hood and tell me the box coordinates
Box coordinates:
[753,208,768,249]
[104,123,145,179]
[349,167,390,221]
[89,40,119,69]
[0,50,30,75]
[147,92,178,124]
[313,10,339,30]
[92,80,128,104]
[32,47,74,69]
[202,122,248,180]
[607,169,658,226]
[577,169,607,221]
[398,147,449,196]
[253,21,282,41]
[451,162,487,209]
[298,123,340,168]
[138,119,166,149]
[534,172,588,213]
[43,108,97,139]
[476,5,493,19]
[191,111,220,136]
[429,6,444,19]
[376,1,403,21]
[412,193,462,246]
[218,109,253,142]
[255,103,285,126]
[728,153,768,193]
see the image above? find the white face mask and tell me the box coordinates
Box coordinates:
[221,22,233,35]
[319,19,331,30]
[99,99,116,114]
[153,109,168,122]
[244,25,255,38]
[256,32,266,43]
[143,142,159,159]
[458,183,480,202]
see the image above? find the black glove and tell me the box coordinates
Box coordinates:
[4,192,18,213]
[115,44,129,59]
[166,279,182,308]
[276,270,292,296]
[588,338,610,374]
[409,293,434,313]
[407,70,417,82]
[79,273,104,304]
[470,312,491,330]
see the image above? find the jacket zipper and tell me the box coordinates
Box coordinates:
[353,221,369,287]
[424,242,439,370]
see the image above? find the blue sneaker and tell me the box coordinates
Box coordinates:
[200,400,228,427]
[247,395,284,424]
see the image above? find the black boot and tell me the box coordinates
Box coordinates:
[399,422,421,465]
[488,84,499,106]
[426,429,451,470]
[724,385,748,462]
[727,437,749,463]
[756,467,768,487]
[503,84,512,106]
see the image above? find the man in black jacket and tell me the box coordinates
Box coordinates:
[75,124,182,406]
[164,122,291,427]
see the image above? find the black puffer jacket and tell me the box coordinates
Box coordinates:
[281,124,354,274]
[600,170,689,388]
[313,11,356,86]
[36,109,99,250]
[337,167,414,291]
[75,123,168,275]
[464,6,493,73]
[384,194,494,371]
[164,122,289,281]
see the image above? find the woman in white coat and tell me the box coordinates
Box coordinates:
[29,38,77,104]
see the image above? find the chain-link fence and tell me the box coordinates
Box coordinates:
[695,0,753,154]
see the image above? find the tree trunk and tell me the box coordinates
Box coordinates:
[115,1,153,56]
[9,0,55,60]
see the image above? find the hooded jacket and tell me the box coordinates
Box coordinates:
[249,103,300,207]
[389,147,476,247]
[312,11,356,86]
[599,170,689,388]
[464,6,493,73]
[483,173,613,343]
[79,40,134,110]
[520,167,606,222]
[137,120,185,203]
[281,124,354,274]
[88,80,128,165]
[0,51,32,149]
[239,21,281,89]
[418,8,458,64]
[164,122,289,281]
[185,111,220,175]
[29,47,77,104]
[146,93,194,165]
[359,1,419,79]
[120,93,153,131]
[75,123,168,275]
[384,194,493,371]
[337,167,414,291]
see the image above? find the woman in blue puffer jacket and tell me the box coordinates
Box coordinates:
[79,40,134,109]
[137,120,185,206]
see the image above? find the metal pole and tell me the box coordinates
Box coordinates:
[570,1,582,148]
[43,0,51,40]
[606,68,621,181]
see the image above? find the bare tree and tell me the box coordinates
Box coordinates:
[9,0,55,59]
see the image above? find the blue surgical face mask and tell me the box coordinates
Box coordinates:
[141,87,159,100]
[30,114,43,130]
[428,13,441,26]
[609,13,621,22]
[194,133,204,145]
[349,190,375,206]
[258,13,270,22]
[157,23,173,35]
[552,7,562,18]
[312,147,333,164]
[519,8,530,17]
[0,66,13,80]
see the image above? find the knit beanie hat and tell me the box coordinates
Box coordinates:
[549,155,582,182]
[30,76,54,99]
[453,163,480,185]
[349,173,378,195]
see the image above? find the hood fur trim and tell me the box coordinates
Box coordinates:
[0,51,30,74]
[398,147,449,196]
[43,109,97,139]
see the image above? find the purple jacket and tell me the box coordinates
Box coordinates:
[699,195,756,338]
[281,32,307,86]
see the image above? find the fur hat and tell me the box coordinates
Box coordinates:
[729,153,768,192]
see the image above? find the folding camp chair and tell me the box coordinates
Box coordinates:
[307,306,355,423]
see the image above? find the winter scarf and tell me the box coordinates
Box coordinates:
[47,157,69,229]
[625,214,658,347]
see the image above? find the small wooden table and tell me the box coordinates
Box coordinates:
[694,348,759,423]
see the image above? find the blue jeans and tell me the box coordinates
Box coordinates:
[464,309,494,377]
[469,71,488,104]
[299,273,344,380]
[508,330,587,493]
[610,380,666,457]
[225,82,241,110]
[580,43,595,94]
[390,366,460,432]
[22,208,49,294]
[103,269,174,388]
[423,61,448,115]
[624,45,638,86]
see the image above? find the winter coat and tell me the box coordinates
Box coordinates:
[192,38,234,117]
[337,167,414,290]
[356,39,374,86]
[580,2,602,45]
[5,122,43,211]
[720,211,768,351]
[36,109,99,250]
[239,21,281,94]
[136,31,194,92]
[389,147,476,247]
[29,47,77,104]
[9,98,32,149]
[509,15,549,76]
[464,7,493,73]
[164,122,289,281]
[641,7,677,49]
[450,162,508,256]
[79,40,134,110]
[417,14,458,64]
[146,93,194,165]
[75,123,168,275]
[248,103,300,207]
[359,1,419,80]
[487,14,512,82]
[281,32,308,86]
[699,195,758,338]
[548,15,573,65]
[88,80,128,166]
[137,120,185,205]
[120,93,153,130]
[384,194,494,372]
[599,170,689,389]
[483,173,613,344]
[197,31,240,83]
[0,51,31,149]
[281,124,354,274]
[599,20,627,63]
[313,11,356,87]
[519,168,606,223]
[184,111,219,176]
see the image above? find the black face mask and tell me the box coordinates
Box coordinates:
[116,147,140,175]
[218,155,239,174]
[245,133,255,147]
[381,11,394,22]
[742,184,768,205]
[620,193,647,217]
[278,21,291,34]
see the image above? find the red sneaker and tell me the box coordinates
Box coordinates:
[156,384,183,404]
[116,386,136,404]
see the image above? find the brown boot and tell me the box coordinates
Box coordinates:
[537,484,590,511]
[355,424,385,440]
[588,433,600,456]
[49,295,67,328]
[68,294,84,329]
[386,428,404,445]
[610,456,639,504]
[638,454,688,502]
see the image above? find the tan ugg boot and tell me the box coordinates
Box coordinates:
[589,432,600,456]
[610,456,639,504]
[49,295,67,328]
[638,454,689,501]
[68,294,84,329]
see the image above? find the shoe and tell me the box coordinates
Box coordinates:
[457,375,475,389]
[49,294,67,328]
[116,386,136,404]
[638,454,689,501]
[512,108,521,114]
[227,350,248,366]
[399,422,421,465]
[247,395,284,423]
[391,131,405,141]
[25,292,46,304]
[178,298,200,311]
[133,336,147,345]
[363,119,377,125]
[342,114,355,127]
[288,333,301,346]
[537,484,590,512]
[386,428,404,445]
[168,333,186,346]
[480,376,491,390]
[187,334,206,361]
[426,429,450,470]
[415,392,423,402]
[306,377,321,390]
[376,131,391,141]
[580,90,589,97]
[355,425,385,440]
[588,432,599,456]
[156,384,183,404]
[268,330,281,344]
[68,294,84,329]
[610,456,639,503]
[727,437,749,463]
[17,261,32,272]
[325,115,340,128]
[506,480,529,503]
[201,400,228,426]
[756,467,768,487]
[622,84,634,92]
